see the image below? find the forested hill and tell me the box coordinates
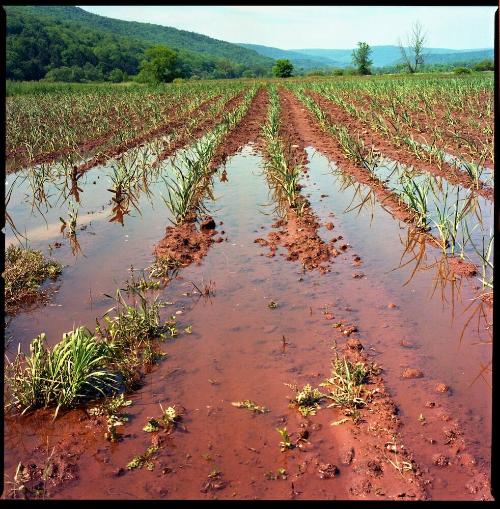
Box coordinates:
[5,5,274,81]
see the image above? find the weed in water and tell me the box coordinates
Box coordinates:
[320,356,369,416]
[277,427,294,451]
[4,245,62,314]
[231,400,270,414]
[6,327,117,418]
[288,383,324,416]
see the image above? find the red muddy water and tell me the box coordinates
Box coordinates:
[4,139,492,500]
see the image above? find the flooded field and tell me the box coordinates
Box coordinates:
[4,76,493,500]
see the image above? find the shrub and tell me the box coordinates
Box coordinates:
[454,67,472,75]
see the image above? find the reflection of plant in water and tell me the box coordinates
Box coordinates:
[59,201,79,237]
[463,226,493,290]
[343,181,377,224]
[5,174,28,245]
[459,295,493,348]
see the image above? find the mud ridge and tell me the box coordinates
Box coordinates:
[154,216,218,267]
[256,89,338,272]
[209,86,269,169]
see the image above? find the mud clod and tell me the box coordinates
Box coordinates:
[402,368,424,379]
[432,454,450,467]
[318,463,339,479]
[341,446,355,465]
[435,383,450,394]
[346,338,363,351]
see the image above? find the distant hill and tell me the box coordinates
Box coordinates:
[238,43,494,69]
[291,45,494,67]
[238,43,343,70]
[5,5,274,81]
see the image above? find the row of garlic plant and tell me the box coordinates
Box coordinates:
[162,85,259,224]
[260,85,304,217]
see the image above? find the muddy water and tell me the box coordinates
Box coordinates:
[4,145,492,499]
[301,147,491,493]
[369,157,493,268]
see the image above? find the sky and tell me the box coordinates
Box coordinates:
[80,6,496,50]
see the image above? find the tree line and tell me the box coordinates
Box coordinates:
[6,9,273,82]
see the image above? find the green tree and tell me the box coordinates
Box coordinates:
[109,68,125,82]
[137,45,179,83]
[352,42,373,75]
[273,59,293,78]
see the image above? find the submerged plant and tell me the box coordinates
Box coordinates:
[126,444,159,471]
[231,400,270,414]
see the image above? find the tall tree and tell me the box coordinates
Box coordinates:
[352,42,373,75]
[273,59,293,78]
[137,45,180,83]
[399,21,426,73]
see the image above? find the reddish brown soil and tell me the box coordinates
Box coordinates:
[153,91,248,167]
[307,91,493,202]
[154,217,218,267]
[447,257,477,278]
[259,210,338,272]
[209,87,269,170]
[74,95,223,175]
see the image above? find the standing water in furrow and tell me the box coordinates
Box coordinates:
[298,146,491,499]
[5,144,490,500]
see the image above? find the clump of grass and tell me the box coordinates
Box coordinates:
[5,327,117,418]
[3,245,62,314]
[96,288,177,389]
[320,356,369,419]
[231,400,270,414]
[288,384,324,416]
[6,287,182,416]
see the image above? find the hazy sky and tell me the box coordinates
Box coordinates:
[80,6,496,49]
